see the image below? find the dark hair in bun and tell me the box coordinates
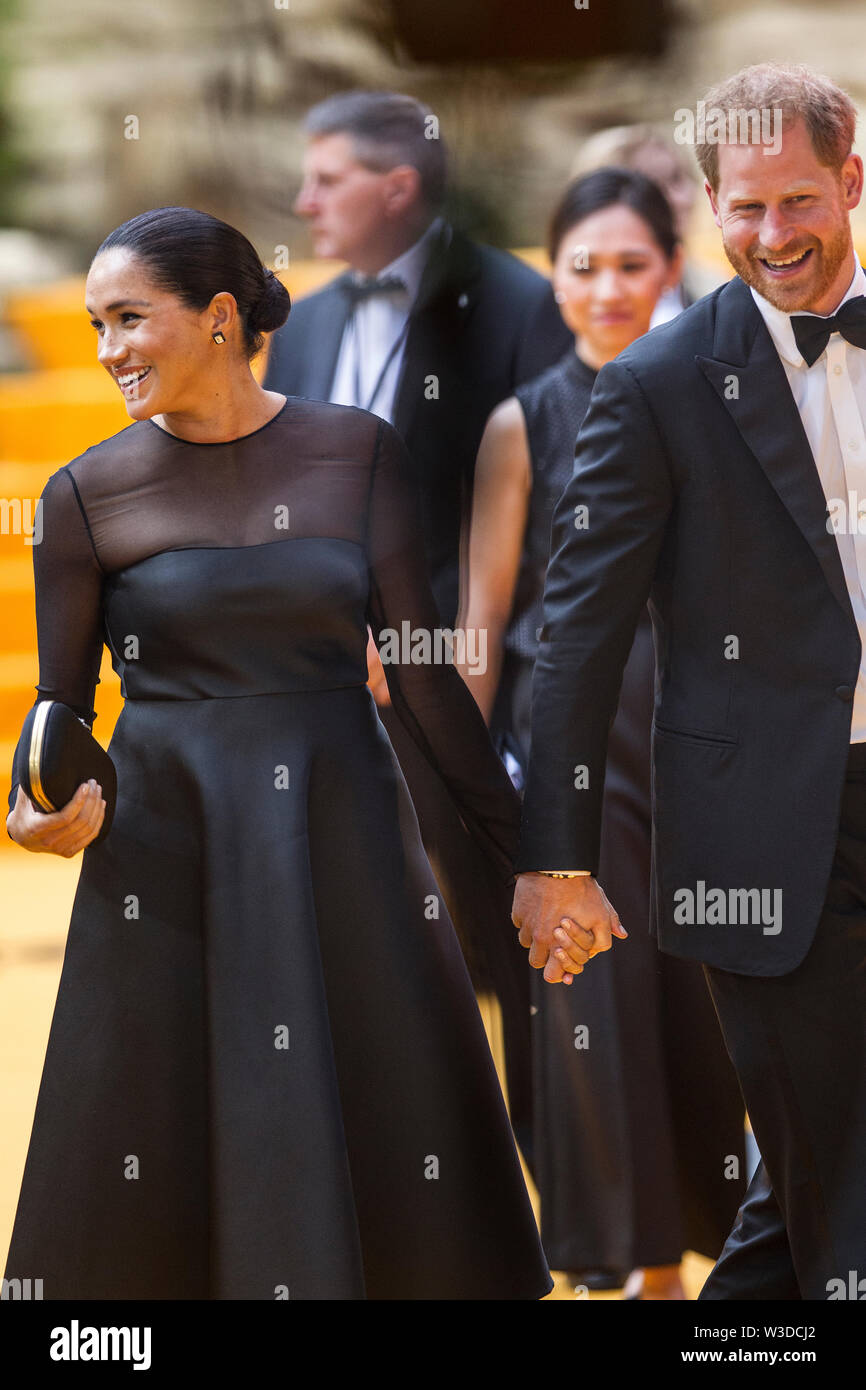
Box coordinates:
[95,206,291,359]
[251,267,292,341]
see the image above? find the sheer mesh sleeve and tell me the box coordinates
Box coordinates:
[7,468,106,828]
[7,404,523,878]
[365,417,522,885]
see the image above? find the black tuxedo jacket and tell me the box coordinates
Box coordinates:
[263,222,572,626]
[515,273,863,976]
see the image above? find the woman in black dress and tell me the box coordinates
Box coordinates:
[3,206,550,1300]
[458,170,746,1299]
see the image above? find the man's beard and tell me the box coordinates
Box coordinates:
[722,221,852,312]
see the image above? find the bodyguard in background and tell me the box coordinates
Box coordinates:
[264,90,571,1156]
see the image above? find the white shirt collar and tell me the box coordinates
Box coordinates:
[350,215,446,307]
[750,259,866,367]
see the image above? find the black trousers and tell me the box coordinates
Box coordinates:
[528,615,746,1271]
[699,744,866,1299]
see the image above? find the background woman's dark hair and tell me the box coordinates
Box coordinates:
[95,206,291,359]
[547,167,679,264]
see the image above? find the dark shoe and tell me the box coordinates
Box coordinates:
[563,1268,626,1291]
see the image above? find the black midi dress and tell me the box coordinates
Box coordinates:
[490,348,747,1273]
[3,396,550,1300]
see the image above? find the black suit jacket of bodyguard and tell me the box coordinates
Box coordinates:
[263,221,573,626]
[515,272,863,977]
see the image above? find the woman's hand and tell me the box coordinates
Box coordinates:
[6,779,106,856]
[511,871,627,983]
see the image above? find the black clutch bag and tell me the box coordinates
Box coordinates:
[19,700,117,845]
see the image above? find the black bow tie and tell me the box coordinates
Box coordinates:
[339,274,407,306]
[790,296,866,366]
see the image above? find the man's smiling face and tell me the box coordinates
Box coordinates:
[706,116,863,315]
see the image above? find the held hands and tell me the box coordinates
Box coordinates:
[511,872,627,984]
[6,780,106,857]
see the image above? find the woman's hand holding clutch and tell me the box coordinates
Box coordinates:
[7,780,106,857]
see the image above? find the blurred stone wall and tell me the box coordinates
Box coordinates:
[2,0,866,268]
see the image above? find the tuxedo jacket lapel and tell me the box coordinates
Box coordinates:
[696,275,854,624]
[296,228,480,426]
[297,278,354,399]
[391,224,481,440]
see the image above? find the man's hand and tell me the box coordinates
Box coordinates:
[511,872,627,984]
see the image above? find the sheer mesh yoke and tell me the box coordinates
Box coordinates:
[8,396,521,881]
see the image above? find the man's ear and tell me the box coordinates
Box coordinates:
[841,152,863,214]
[704,179,722,229]
[383,164,422,218]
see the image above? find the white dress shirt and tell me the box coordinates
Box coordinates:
[750,261,866,743]
[329,216,446,423]
[650,284,686,328]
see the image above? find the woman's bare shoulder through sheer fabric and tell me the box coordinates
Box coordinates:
[14,397,521,878]
[62,396,383,577]
[17,393,383,752]
[30,395,386,726]
[8,398,379,815]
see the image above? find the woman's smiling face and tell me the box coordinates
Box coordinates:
[85,247,233,419]
[551,203,680,367]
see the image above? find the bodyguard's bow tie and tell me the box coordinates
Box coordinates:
[339,274,407,305]
[790,296,866,366]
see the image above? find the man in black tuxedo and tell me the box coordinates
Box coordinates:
[264,90,571,628]
[512,61,866,1298]
[265,90,571,1157]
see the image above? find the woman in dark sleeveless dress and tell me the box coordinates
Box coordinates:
[3,206,550,1300]
[458,170,746,1299]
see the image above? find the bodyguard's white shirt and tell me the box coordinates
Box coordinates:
[329,216,446,423]
[751,263,866,743]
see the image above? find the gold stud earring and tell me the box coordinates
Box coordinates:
[212,331,225,344]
